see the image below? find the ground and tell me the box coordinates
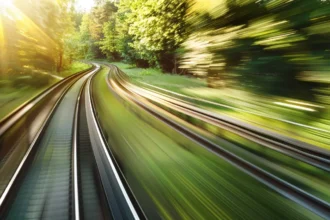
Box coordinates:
[0,62,91,121]
[109,61,330,150]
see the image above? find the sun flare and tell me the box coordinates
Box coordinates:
[0,0,13,8]
[0,0,13,16]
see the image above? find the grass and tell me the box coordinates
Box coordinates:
[92,65,320,220]
[0,61,91,121]
[58,62,92,78]
[109,61,330,150]
[0,86,50,120]
[142,88,330,204]
[111,62,205,88]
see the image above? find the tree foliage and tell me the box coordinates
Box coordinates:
[74,0,188,70]
[65,0,330,99]
[180,0,330,98]
[0,0,76,82]
[128,0,188,71]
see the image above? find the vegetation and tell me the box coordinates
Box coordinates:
[110,61,330,149]
[92,66,321,220]
[64,0,330,101]
[0,0,93,120]
[67,0,330,151]
[107,63,330,203]
[59,62,91,77]
[1,1,329,218]
[1,0,329,150]
[0,0,77,76]
[0,61,91,120]
[181,0,330,98]
[2,0,330,108]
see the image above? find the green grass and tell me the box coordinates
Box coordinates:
[92,66,320,220]
[58,62,92,78]
[0,86,50,120]
[110,62,206,88]
[109,61,330,150]
[143,89,330,204]
[0,61,91,121]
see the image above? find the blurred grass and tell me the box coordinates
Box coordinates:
[110,62,205,88]
[92,66,320,220]
[0,86,49,121]
[145,89,330,203]
[58,62,91,78]
[0,62,91,121]
[109,61,330,150]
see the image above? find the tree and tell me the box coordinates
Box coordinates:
[87,1,118,58]
[180,0,330,99]
[77,14,95,59]
[127,0,188,71]
[115,0,142,67]
[98,20,119,59]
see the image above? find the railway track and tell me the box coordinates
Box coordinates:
[107,64,330,219]
[116,68,330,171]
[0,66,94,202]
[0,65,143,220]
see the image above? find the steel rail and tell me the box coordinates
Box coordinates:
[116,66,330,163]
[0,66,96,216]
[125,81,330,171]
[112,65,330,171]
[107,64,330,219]
[0,68,94,212]
[85,65,145,220]
[0,66,94,137]
[72,77,90,220]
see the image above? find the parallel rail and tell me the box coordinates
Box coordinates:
[126,81,330,171]
[107,64,330,219]
[0,66,96,202]
[86,67,145,220]
[0,67,96,217]
[115,67,330,171]
[0,64,145,219]
[0,66,94,136]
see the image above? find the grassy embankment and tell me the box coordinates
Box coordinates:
[109,62,330,150]
[92,65,320,220]
[0,62,91,120]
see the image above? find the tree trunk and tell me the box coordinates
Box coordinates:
[57,52,63,73]
[173,56,177,74]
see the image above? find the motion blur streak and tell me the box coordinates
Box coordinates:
[0,16,5,75]
[91,66,322,219]
[273,102,316,112]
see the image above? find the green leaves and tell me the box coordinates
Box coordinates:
[128,0,187,53]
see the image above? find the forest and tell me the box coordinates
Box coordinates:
[1,1,330,219]
[71,0,330,100]
[1,0,330,100]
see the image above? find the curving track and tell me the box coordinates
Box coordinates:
[0,65,142,220]
[0,62,329,219]
[106,64,330,219]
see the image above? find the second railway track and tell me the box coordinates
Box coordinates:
[107,64,330,219]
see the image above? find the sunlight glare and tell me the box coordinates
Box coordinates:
[0,0,13,19]
[75,0,95,12]
[0,0,13,12]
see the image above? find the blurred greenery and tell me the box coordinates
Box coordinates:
[92,66,321,220]
[0,0,77,76]
[59,62,91,78]
[109,61,330,150]
[0,85,49,120]
[3,0,330,104]
[0,61,90,120]
[93,66,324,219]
[107,61,330,203]
[71,0,330,106]
[0,0,93,120]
